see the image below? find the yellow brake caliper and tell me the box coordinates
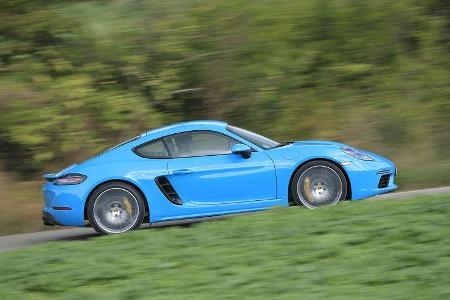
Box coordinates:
[123,197,133,215]
[303,177,313,202]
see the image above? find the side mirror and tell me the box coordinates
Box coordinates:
[231,143,252,159]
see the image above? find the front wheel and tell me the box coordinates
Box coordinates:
[87,182,145,234]
[291,160,347,209]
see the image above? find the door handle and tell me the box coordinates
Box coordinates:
[172,169,193,175]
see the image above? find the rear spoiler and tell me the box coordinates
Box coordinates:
[43,173,58,182]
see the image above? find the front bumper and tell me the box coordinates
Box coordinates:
[342,159,398,200]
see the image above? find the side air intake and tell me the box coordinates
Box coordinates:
[155,176,182,205]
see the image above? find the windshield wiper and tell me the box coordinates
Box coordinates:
[271,141,293,149]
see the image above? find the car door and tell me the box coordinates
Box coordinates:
[165,131,276,206]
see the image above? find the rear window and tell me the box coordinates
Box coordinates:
[133,140,170,158]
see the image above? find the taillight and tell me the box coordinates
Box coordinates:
[53,174,87,185]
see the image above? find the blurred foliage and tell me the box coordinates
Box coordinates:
[0,0,449,173]
[1,195,449,298]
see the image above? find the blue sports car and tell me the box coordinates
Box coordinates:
[42,120,397,234]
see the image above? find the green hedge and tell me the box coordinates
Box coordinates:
[0,0,449,174]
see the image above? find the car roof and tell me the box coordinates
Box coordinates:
[141,120,228,138]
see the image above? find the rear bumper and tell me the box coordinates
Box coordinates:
[42,182,87,226]
[42,211,61,226]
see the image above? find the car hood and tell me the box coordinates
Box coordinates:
[292,140,346,147]
[290,140,393,165]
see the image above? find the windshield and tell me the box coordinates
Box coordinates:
[227,125,280,149]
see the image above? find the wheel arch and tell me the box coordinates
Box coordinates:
[84,179,150,222]
[288,158,352,205]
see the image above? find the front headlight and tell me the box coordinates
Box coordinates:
[341,147,374,161]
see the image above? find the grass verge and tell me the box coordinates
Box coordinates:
[395,160,450,190]
[1,195,449,299]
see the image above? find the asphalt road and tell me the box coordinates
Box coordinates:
[1,186,450,252]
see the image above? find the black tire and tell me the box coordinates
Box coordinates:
[291,160,347,208]
[87,182,145,234]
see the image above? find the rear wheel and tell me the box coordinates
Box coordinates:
[87,182,145,234]
[291,160,347,208]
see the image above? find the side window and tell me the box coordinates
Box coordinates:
[164,131,238,158]
[134,140,169,158]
